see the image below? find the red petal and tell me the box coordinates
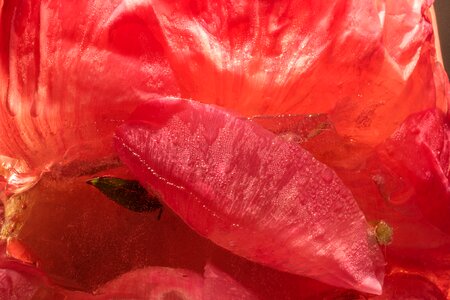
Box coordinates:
[150,0,352,115]
[373,271,447,300]
[114,98,384,293]
[371,108,450,233]
[2,169,212,291]
[149,0,444,147]
[1,0,446,184]
[0,0,179,171]
[205,247,342,299]
[95,267,204,299]
[204,263,258,299]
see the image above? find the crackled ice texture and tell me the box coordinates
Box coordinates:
[0,0,446,177]
[115,98,384,294]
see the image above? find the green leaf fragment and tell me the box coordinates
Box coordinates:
[374,220,393,245]
[87,176,163,217]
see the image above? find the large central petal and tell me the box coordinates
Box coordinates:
[114,98,385,293]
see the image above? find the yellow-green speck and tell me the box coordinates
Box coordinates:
[375,220,393,245]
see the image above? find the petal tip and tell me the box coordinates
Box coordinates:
[359,275,383,295]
